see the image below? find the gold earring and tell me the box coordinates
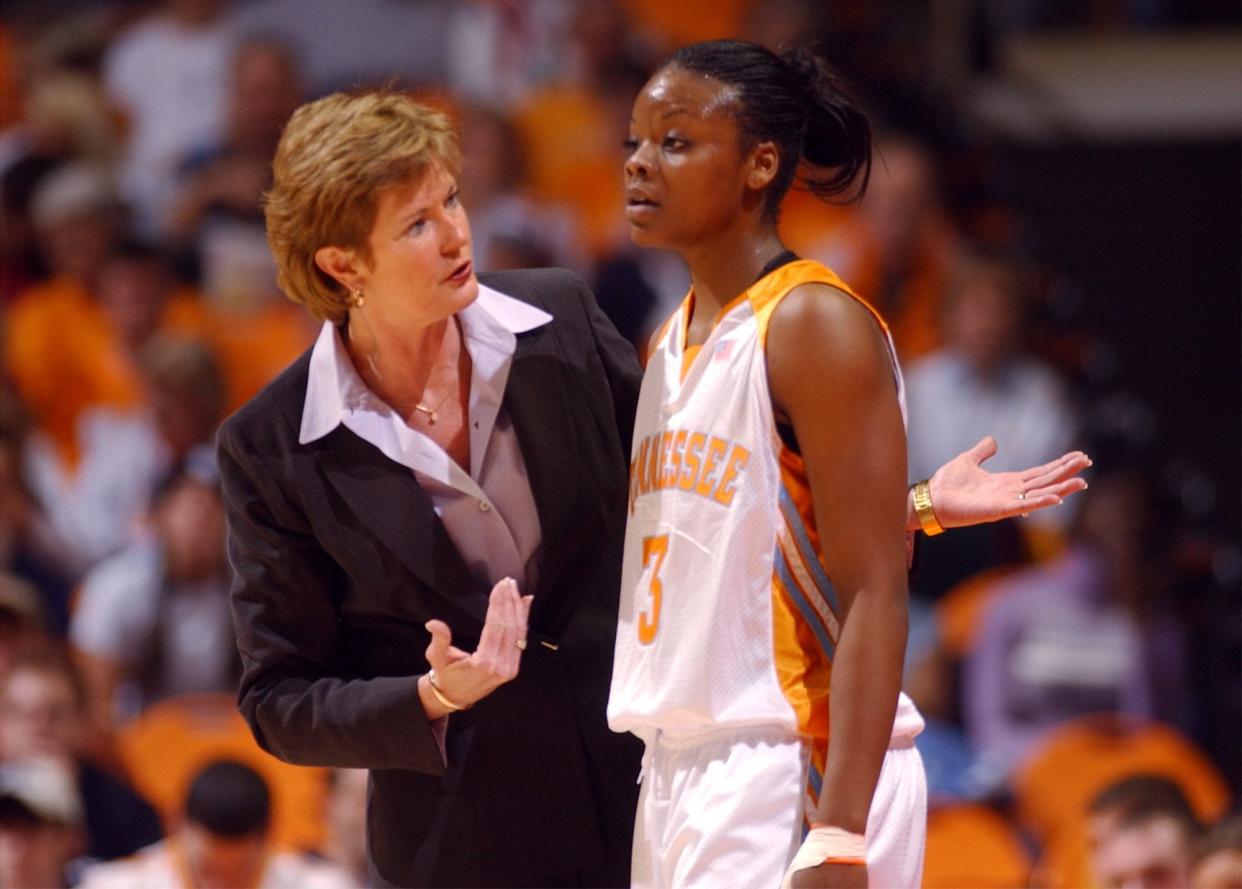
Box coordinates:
[351,287,365,309]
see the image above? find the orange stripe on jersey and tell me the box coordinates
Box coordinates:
[763,263,857,741]
[772,568,832,737]
[777,449,836,615]
[747,258,892,346]
[777,534,839,646]
[772,453,844,741]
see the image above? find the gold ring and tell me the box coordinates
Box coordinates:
[515,638,527,651]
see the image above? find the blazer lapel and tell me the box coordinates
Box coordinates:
[505,325,580,596]
[312,427,490,628]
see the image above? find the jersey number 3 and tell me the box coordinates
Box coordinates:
[638,534,669,645]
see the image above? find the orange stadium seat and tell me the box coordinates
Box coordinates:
[922,803,1031,888]
[115,692,329,852]
[1012,714,1231,889]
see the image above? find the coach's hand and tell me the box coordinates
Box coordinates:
[417,578,533,717]
[789,861,867,888]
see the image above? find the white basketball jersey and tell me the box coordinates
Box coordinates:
[607,259,924,756]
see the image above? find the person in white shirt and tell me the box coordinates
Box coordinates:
[904,253,1078,528]
[71,463,235,725]
[103,0,234,237]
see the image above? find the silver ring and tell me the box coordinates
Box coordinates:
[515,638,527,651]
[1016,492,1027,501]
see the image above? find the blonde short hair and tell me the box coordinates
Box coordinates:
[265,91,461,323]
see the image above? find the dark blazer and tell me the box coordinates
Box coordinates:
[217,269,644,887]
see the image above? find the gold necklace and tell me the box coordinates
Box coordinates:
[412,321,467,425]
[349,309,462,425]
[410,385,456,425]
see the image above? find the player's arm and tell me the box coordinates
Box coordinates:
[768,284,909,889]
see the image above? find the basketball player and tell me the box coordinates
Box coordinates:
[606,41,1083,888]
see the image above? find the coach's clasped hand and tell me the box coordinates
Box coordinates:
[782,825,868,889]
[418,578,534,719]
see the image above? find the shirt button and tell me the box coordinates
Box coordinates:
[479,500,491,512]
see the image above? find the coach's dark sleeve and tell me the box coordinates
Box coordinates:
[572,273,644,454]
[217,419,445,776]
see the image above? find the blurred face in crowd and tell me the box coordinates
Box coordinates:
[943,268,1021,376]
[1076,474,1151,576]
[318,165,477,334]
[168,0,223,26]
[98,256,169,352]
[229,44,302,155]
[0,668,83,761]
[0,818,80,889]
[179,823,268,889]
[0,608,47,682]
[37,211,118,287]
[1091,814,1195,889]
[861,138,935,261]
[1191,848,1242,889]
[571,0,628,74]
[459,106,513,206]
[154,479,227,583]
[149,385,211,460]
[746,0,818,51]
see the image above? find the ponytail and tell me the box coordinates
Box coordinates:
[780,47,871,202]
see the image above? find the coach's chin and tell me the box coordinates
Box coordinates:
[217,88,643,888]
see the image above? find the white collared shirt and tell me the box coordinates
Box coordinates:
[300,284,551,592]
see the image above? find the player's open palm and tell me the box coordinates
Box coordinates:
[928,436,1089,527]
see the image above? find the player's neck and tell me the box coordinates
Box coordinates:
[682,229,785,328]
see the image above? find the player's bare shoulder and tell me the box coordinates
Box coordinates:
[767,282,893,402]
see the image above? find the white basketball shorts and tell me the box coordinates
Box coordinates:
[630,726,927,888]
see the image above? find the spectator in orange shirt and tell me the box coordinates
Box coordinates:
[9,238,208,570]
[4,164,131,473]
[511,0,653,259]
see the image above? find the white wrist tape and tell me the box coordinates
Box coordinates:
[779,825,867,889]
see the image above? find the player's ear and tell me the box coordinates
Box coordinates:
[746,140,779,192]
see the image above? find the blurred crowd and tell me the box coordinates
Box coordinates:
[0,1,1237,887]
